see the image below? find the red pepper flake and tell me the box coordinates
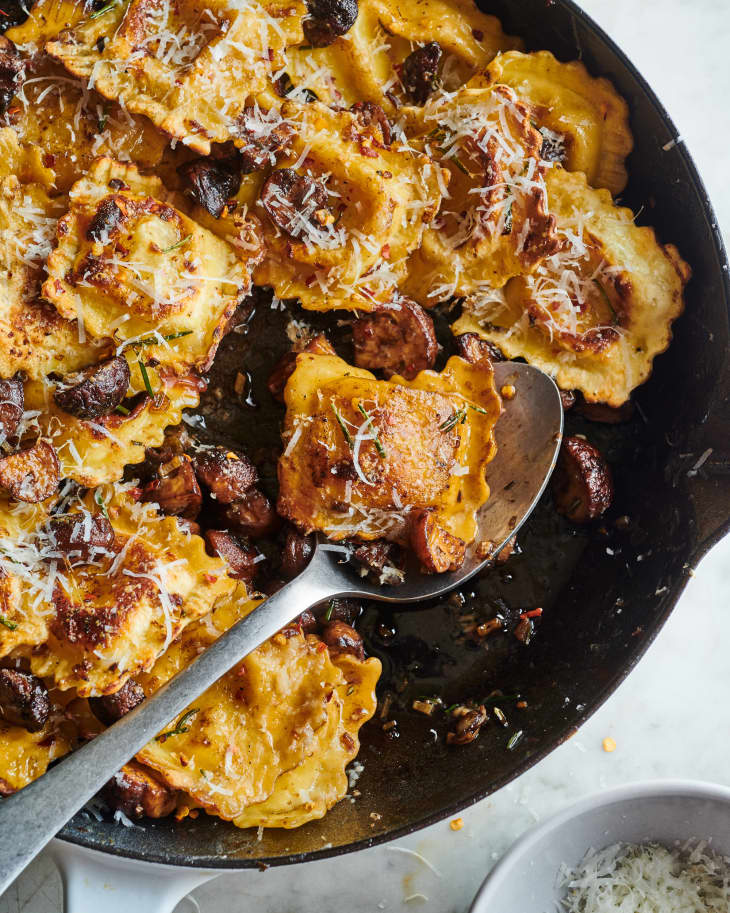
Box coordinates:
[204,573,218,583]
[381,243,391,259]
[520,607,543,620]
[317,641,327,652]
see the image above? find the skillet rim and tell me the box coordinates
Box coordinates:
[57,0,730,868]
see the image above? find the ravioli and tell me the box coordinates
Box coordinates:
[137,585,380,824]
[10,485,235,695]
[281,0,521,111]
[46,0,305,154]
[483,51,633,196]
[42,158,261,374]
[0,700,75,794]
[453,168,691,405]
[402,84,560,305]
[278,349,501,544]
[253,101,445,311]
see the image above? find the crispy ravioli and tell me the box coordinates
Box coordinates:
[483,51,633,196]
[453,168,691,405]
[401,84,560,305]
[0,698,75,795]
[42,158,261,374]
[252,101,445,311]
[277,349,501,544]
[0,485,234,695]
[136,585,380,825]
[46,0,305,154]
[281,0,521,111]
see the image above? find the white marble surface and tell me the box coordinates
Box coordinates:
[2,0,729,910]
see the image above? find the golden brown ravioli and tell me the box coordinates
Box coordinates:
[483,51,633,196]
[277,349,501,544]
[136,585,380,825]
[42,158,261,374]
[46,0,305,154]
[402,84,560,305]
[453,168,691,405]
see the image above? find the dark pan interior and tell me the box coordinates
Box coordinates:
[60,0,730,867]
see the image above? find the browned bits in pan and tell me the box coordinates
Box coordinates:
[142,458,202,519]
[409,509,466,573]
[302,0,358,47]
[0,670,50,732]
[559,389,576,411]
[221,489,279,539]
[53,355,131,420]
[89,678,146,727]
[402,41,443,105]
[193,446,257,503]
[446,704,487,745]
[47,513,115,562]
[102,761,178,819]
[454,332,504,365]
[178,148,242,219]
[280,526,315,579]
[0,440,59,503]
[321,620,365,660]
[551,435,614,523]
[0,36,24,117]
[204,530,259,582]
[0,373,24,441]
[352,298,438,380]
[260,169,331,239]
[235,107,296,174]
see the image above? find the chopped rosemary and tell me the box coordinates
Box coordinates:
[89,0,119,19]
[357,403,386,458]
[324,600,336,622]
[592,279,619,325]
[138,359,155,396]
[450,155,473,178]
[468,403,488,415]
[114,404,130,416]
[506,730,524,751]
[332,405,354,448]
[0,614,18,631]
[97,107,108,133]
[439,408,467,432]
[94,488,110,522]
[133,329,194,347]
[159,234,191,254]
[156,708,200,743]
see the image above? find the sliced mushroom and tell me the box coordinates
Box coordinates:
[235,106,296,173]
[551,435,613,523]
[260,168,331,239]
[280,526,314,579]
[53,355,131,420]
[446,704,487,745]
[352,298,437,379]
[0,374,24,441]
[102,761,178,819]
[0,669,50,732]
[47,513,115,562]
[89,678,145,727]
[454,332,504,365]
[0,440,59,503]
[402,42,442,105]
[321,620,365,660]
[0,36,24,117]
[204,530,259,582]
[178,149,242,219]
[409,509,466,573]
[221,489,279,539]
[86,196,125,243]
[302,0,358,47]
[141,458,202,520]
[350,101,392,146]
[193,447,257,503]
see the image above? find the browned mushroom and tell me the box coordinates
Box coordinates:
[551,435,614,523]
[409,509,466,573]
[221,489,279,539]
[402,42,443,105]
[302,0,358,47]
[141,458,202,519]
[0,440,59,503]
[53,355,131,420]
[280,526,315,579]
[193,447,257,503]
[352,298,437,379]
[321,620,365,660]
[0,670,50,732]
[454,332,504,365]
[446,704,487,745]
[0,374,24,441]
[177,148,242,218]
[204,530,259,582]
[89,678,146,727]
[102,761,178,819]
[235,106,295,173]
[260,169,331,239]
[47,513,115,562]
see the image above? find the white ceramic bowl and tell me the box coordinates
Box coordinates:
[470,780,730,913]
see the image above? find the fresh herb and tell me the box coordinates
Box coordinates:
[357,403,386,458]
[332,405,354,448]
[468,403,488,415]
[114,404,130,416]
[506,730,524,751]
[94,488,110,522]
[156,708,200,743]
[97,106,108,133]
[483,693,521,706]
[159,234,191,254]
[592,279,619,325]
[450,155,473,178]
[324,600,336,622]
[138,359,154,397]
[89,0,119,19]
[439,408,467,432]
[0,614,18,631]
[132,329,194,347]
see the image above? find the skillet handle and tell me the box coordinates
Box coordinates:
[48,841,216,913]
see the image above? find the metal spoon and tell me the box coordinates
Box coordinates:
[0,360,562,894]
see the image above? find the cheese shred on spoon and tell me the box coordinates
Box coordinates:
[558,841,730,913]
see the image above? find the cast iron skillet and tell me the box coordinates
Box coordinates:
[53,0,730,868]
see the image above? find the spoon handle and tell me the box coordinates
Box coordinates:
[0,555,339,896]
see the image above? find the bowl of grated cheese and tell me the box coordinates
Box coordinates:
[469,780,730,913]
